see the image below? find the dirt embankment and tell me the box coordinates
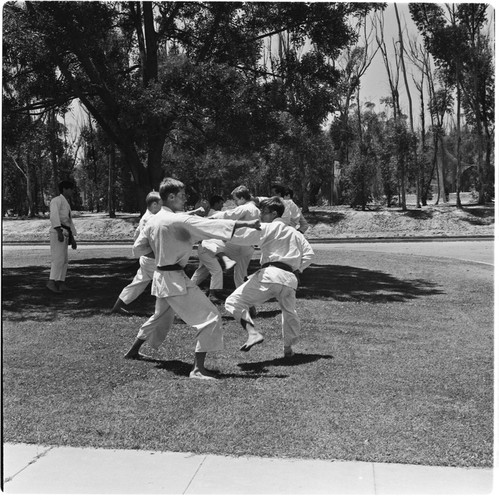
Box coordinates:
[305,205,494,240]
[2,204,494,242]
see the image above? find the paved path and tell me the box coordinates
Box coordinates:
[3,443,494,494]
[2,238,494,267]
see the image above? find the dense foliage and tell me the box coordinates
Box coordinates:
[2,2,494,215]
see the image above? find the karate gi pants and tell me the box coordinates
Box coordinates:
[119,255,156,304]
[136,283,224,353]
[225,273,300,348]
[49,229,69,281]
[192,240,254,290]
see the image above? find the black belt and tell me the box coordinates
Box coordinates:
[61,223,72,236]
[261,262,294,273]
[60,224,76,246]
[157,264,184,271]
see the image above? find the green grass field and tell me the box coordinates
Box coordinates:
[2,247,494,468]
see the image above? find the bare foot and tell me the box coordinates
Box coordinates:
[123,352,153,361]
[46,281,61,294]
[220,255,236,271]
[240,332,264,352]
[284,346,294,358]
[189,368,218,380]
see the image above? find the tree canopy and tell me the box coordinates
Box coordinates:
[3,1,383,209]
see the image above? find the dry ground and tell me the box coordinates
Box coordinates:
[2,193,494,242]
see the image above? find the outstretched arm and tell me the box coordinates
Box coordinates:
[232,219,261,234]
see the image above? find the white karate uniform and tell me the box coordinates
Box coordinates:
[284,199,309,233]
[225,218,314,348]
[49,194,77,281]
[192,201,260,289]
[119,209,157,304]
[133,208,236,352]
[255,196,309,233]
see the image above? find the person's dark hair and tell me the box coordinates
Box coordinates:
[209,195,225,206]
[159,177,185,202]
[231,185,251,201]
[284,187,294,198]
[260,196,285,218]
[58,180,75,193]
[270,183,286,197]
[145,191,161,207]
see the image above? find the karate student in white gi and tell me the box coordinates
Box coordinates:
[111,191,163,314]
[270,184,307,233]
[124,177,260,380]
[225,196,314,356]
[46,180,78,294]
[284,188,309,234]
[192,185,260,303]
[207,194,225,216]
[253,184,308,233]
[190,194,232,298]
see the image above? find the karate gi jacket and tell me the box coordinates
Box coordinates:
[50,194,77,236]
[230,218,314,290]
[209,201,260,221]
[133,207,237,297]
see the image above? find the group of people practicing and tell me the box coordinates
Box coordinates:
[47,177,314,381]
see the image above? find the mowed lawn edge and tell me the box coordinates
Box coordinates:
[2,247,494,468]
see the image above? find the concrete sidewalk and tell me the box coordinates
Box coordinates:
[2,443,494,495]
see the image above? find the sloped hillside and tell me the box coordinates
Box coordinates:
[2,204,494,242]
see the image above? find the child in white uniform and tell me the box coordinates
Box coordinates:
[124,178,260,380]
[192,186,260,302]
[226,197,314,356]
[111,191,163,314]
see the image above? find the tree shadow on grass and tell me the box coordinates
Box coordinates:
[403,210,434,220]
[2,258,443,322]
[238,353,333,375]
[460,206,494,218]
[1,257,199,322]
[306,211,347,224]
[152,359,288,379]
[458,207,494,226]
[298,264,444,303]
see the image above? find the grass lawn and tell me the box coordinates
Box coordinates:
[2,247,494,468]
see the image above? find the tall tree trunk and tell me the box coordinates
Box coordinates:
[48,109,59,193]
[437,136,447,203]
[418,74,426,206]
[455,75,462,208]
[108,144,116,218]
[8,153,34,217]
[355,88,367,210]
[395,4,417,209]
[25,149,34,217]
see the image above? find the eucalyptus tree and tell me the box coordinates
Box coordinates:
[394,3,421,208]
[374,9,408,210]
[409,3,494,204]
[330,17,379,171]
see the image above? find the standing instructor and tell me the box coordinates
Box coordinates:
[46,180,77,294]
